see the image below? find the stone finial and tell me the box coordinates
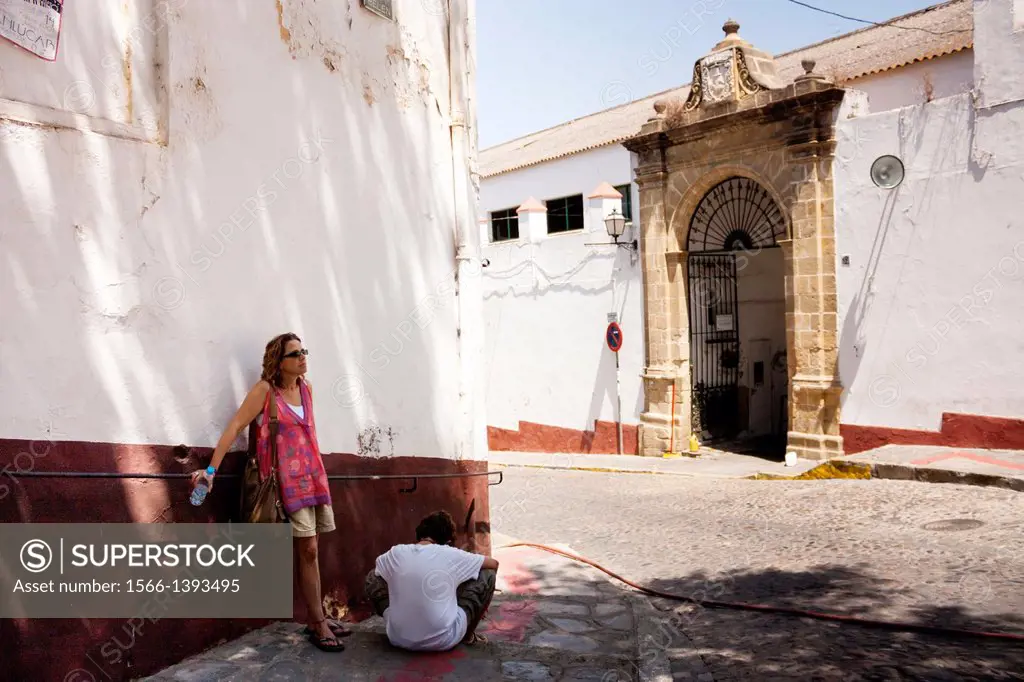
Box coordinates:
[795,56,827,83]
[714,17,750,50]
[647,99,668,123]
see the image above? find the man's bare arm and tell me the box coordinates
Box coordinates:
[481,557,499,571]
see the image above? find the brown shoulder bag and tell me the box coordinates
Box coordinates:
[240,387,289,523]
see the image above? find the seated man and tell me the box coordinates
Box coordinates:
[365,510,498,651]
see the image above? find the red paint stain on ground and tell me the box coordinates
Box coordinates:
[376,648,467,681]
[909,450,1024,471]
[494,548,542,595]
[480,600,539,644]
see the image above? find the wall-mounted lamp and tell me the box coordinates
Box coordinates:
[585,208,638,252]
[870,155,905,189]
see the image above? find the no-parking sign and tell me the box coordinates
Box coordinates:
[606,322,623,352]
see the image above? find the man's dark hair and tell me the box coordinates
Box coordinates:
[416,510,456,546]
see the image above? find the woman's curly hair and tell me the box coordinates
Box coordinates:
[261,333,301,388]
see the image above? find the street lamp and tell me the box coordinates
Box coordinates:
[604,208,626,239]
[592,208,637,252]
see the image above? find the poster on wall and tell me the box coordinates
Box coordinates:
[0,0,63,61]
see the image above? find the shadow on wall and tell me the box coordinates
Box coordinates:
[0,1,482,680]
[837,97,978,423]
[585,336,618,447]
[835,95,970,413]
[0,1,461,458]
[838,188,901,411]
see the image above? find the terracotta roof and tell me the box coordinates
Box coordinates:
[479,0,972,178]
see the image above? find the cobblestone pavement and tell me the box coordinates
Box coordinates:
[142,539,669,681]
[490,468,1024,681]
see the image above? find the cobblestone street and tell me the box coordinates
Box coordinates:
[490,467,1024,680]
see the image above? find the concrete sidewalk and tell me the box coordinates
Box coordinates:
[142,534,704,681]
[842,444,1024,491]
[486,446,1024,492]
[485,449,819,479]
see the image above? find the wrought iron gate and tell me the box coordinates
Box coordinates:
[687,253,740,440]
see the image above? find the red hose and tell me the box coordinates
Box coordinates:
[497,542,1024,644]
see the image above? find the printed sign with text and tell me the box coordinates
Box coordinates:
[0,0,63,61]
[0,523,293,618]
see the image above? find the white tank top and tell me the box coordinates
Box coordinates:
[256,401,304,424]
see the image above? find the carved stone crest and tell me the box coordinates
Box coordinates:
[700,50,735,105]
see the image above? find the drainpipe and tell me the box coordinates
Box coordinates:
[448,0,485,461]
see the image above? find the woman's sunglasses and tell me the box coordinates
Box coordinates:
[283,348,309,359]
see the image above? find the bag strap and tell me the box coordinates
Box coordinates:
[268,384,280,473]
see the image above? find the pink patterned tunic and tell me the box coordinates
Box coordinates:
[256,379,332,515]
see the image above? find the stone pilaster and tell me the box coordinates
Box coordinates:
[635,155,678,457]
[784,144,843,460]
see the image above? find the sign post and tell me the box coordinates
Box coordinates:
[605,322,624,454]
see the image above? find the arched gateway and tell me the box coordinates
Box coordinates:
[686,177,788,446]
[623,19,847,461]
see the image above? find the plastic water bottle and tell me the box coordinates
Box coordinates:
[190,466,214,506]
[190,479,209,506]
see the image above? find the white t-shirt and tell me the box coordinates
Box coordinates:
[374,543,485,651]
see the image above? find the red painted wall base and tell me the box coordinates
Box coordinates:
[488,420,639,455]
[0,438,491,681]
[841,412,1024,455]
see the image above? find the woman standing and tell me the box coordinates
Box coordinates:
[192,332,349,653]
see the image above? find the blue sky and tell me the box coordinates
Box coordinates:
[476,0,943,148]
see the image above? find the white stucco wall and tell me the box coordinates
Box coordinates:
[0,0,481,458]
[846,50,973,113]
[975,0,1024,107]
[835,0,1024,432]
[835,91,1024,430]
[479,146,644,434]
[481,145,636,230]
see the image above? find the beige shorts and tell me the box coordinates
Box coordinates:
[289,504,336,538]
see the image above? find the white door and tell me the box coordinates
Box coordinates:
[747,339,771,436]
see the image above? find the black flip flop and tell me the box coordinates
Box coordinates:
[308,630,345,653]
[303,619,352,638]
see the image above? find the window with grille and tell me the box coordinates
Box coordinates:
[490,207,519,242]
[615,183,633,222]
[545,194,584,234]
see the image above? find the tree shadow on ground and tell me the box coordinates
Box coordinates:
[641,565,1024,681]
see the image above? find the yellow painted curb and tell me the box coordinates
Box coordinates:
[752,460,872,481]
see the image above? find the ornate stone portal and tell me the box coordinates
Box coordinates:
[623,20,849,461]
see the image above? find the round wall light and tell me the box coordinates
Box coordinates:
[870,155,905,189]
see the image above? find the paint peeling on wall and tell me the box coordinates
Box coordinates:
[385,38,436,110]
[275,0,292,48]
[274,0,349,73]
[362,77,376,106]
[123,42,134,124]
[173,63,222,143]
[357,425,397,457]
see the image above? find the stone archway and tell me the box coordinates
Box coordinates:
[624,19,848,461]
[681,175,789,448]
